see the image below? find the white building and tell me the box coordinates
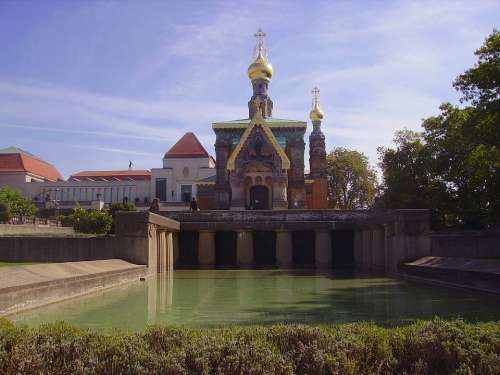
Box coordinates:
[0,133,216,211]
[0,147,63,191]
[151,132,215,206]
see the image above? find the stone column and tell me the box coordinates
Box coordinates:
[166,231,174,272]
[362,228,373,270]
[276,229,293,268]
[315,229,331,269]
[198,230,215,269]
[371,226,385,271]
[353,229,363,267]
[229,175,245,210]
[158,231,166,273]
[237,229,254,268]
[172,232,179,268]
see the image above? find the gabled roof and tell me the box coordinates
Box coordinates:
[164,132,210,159]
[69,170,151,181]
[226,110,290,171]
[0,147,63,181]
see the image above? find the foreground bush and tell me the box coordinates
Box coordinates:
[0,319,498,374]
[71,207,112,234]
[0,186,36,218]
[0,202,10,223]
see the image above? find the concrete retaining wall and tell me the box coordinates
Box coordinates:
[0,236,115,262]
[431,231,500,259]
[0,224,75,236]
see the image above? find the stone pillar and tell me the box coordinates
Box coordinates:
[166,231,173,272]
[198,230,215,269]
[272,178,288,210]
[315,229,331,269]
[158,231,166,273]
[362,229,373,270]
[276,229,293,268]
[371,226,385,271]
[353,229,363,267]
[237,230,254,268]
[172,232,179,268]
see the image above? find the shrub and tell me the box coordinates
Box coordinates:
[37,208,73,219]
[0,319,498,374]
[0,186,36,217]
[109,202,136,217]
[0,203,10,223]
[107,202,136,234]
[71,207,112,234]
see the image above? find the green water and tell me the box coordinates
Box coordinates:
[11,270,500,331]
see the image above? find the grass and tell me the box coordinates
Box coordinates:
[0,261,38,267]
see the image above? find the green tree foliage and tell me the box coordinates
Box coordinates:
[108,202,136,218]
[70,207,112,234]
[326,147,377,209]
[0,186,37,218]
[378,130,449,228]
[0,202,10,223]
[454,29,500,108]
[379,30,500,229]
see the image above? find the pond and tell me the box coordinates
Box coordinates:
[11,270,500,331]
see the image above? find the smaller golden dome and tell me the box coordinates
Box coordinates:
[248,52,273,81]
[309,102,324,121]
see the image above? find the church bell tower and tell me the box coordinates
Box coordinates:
[308,87,328,208]
[247,29,274,118]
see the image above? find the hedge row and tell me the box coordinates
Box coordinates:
[1,318,499,374]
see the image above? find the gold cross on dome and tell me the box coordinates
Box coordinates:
[253,28,267,58]
[312,87,320,104]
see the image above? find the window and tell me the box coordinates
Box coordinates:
[181,185,192,203]
[156,178,167,202]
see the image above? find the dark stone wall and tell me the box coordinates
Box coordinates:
[0,236,115,263]
[431,231,500,258]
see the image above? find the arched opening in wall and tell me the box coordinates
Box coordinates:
[178,231,198,267]
[292,230,315,267]
[253,231,276,267]
[249,185,269,209]
[215,231,237,267]
[331,230,354,268]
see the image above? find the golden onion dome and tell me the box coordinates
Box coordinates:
[248,52,273,81]
[309,101,325,122]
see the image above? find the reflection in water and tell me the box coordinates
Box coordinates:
[11,270,500,331]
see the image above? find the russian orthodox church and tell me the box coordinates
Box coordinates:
[197,29,328,210]
[1,29,328,212]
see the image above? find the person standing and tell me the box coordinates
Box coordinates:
[190,197,198,211]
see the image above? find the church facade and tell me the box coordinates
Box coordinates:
[199,29,328,210]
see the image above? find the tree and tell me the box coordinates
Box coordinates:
[0,186,37,218]
[422,104,500,228]
[454,30,500,109]
[378,30,500,229]
[378,129,449,228]
[326,147,377,209]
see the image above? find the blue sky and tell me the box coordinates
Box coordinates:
[0,0,498,178]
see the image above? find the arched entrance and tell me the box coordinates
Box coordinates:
[249,185,269,209]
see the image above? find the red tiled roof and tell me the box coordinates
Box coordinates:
[0,153,63,181]
[69,170,151,181]
[164,132,210,159]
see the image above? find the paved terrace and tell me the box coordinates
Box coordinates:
[0,259,147,316]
